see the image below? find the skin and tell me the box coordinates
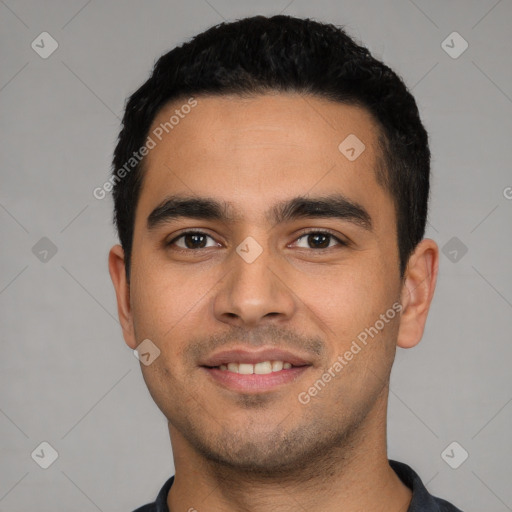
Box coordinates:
[109,92,439,512]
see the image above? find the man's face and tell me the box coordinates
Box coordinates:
[121,93,405,472]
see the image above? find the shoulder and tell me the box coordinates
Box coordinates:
[130,475,175,512]
[434,496,464,512]
[389,459,464,512]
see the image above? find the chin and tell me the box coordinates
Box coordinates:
[186,421,349,479]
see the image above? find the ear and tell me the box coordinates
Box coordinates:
[397,238,439,349]
[108,244,137,350]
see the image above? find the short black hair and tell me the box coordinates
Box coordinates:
[112,14,430,281]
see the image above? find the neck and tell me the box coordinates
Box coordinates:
[167,393,412,512]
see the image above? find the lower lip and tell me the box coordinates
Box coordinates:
[202,366,310,393]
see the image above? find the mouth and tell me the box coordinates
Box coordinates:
[212,360,295,374]
[200,348,313,393]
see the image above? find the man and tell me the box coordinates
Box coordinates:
[108,14,463,512]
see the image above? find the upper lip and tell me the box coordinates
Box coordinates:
[200,347,312,367]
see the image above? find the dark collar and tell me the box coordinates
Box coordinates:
[389,460,462,511]
[148,460,462,512]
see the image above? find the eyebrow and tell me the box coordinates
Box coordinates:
[147,194,372,231]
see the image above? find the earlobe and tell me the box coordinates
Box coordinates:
[396,238,439,349]
[108,244,137,349]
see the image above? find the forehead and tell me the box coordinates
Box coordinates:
[136,93,392,230]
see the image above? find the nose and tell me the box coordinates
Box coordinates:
[213,239,297,328]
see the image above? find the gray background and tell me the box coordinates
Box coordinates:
[1,0,511,510]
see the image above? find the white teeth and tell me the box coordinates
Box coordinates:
[238,363,254,375]
[227,363,239,373]
[271,361,283,371]
[254,361,273,375]
[217,360,294,373]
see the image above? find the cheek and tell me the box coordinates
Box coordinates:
[295,259,390,327]
[129,256,224,367]
[129,261,191,344]
[139,355,201,424]
[291,257,400,369]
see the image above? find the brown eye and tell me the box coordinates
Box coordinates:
[294,231,346,249]
[307,233,330,248]
[168,231,218,250]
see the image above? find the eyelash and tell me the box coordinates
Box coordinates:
[166,229,348,251]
